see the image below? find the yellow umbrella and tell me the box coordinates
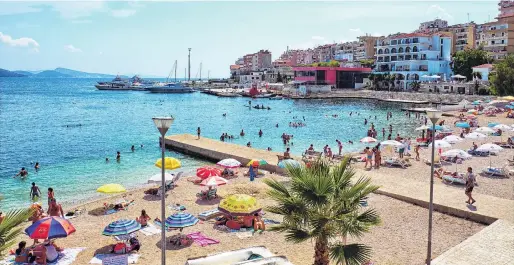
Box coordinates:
[501,96,514,101]
[154,157,181,170]
[97,184,126,194]
[218,194,261,216]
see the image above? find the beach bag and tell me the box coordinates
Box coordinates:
[113,243,127,254]
[129,237,141,252]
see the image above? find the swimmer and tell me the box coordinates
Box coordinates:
[34,162,40,172]
[131,145,135,152]
[14,167,28,179]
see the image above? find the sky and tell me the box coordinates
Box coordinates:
[0,0,501,78]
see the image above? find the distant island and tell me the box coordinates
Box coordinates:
[0,67,128,78]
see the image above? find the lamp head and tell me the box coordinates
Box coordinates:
[425,110,443,124]
[152,116,174,135]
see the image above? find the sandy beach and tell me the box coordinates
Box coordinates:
[8,167,485,265]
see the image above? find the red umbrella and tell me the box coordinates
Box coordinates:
[199,176,228,187]
[196,166,222,179]
[25,216,76,239]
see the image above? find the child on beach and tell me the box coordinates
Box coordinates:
[47,188,54,206]
[30,183,41,201]
[136,210,151,227]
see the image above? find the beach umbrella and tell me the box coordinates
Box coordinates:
[441,149,471,159]
[147,173,175,184]
[465,132,487,139]
[97,184,126,194]
[488,122,499,128]
[415,125,430,131]
[360,137,377,143]
[451,74,466,79]
[154,157,181,170]
[218,194,261,216]
[25,217,76,240]
[471,101,481,106]
[199,176,228,187]
[476,143,503,153]
[455,122,470,129]
[506,105,514,109]
[216,158,242,168]
[246,159,268,167]
[165,213,199,231]
[380,140,403,147]
[430,75,441,79]
[493,124,511,131]
[428,140,452,149]
[442,135,464,144]
[427,125,444,131]
[475,127,495,134]
[501,96,514,101]
[421,74,430,78]
[196,166,222,179]
[102,219,141,236]
[278,159,301,169]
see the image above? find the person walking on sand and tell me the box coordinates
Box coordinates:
[336,139,342,155]
[374,147,381,169]
[465,167,476,205]
[30,182,41,201]
[414,145,420,161]
[364,147,373,169]
[47,198,64,218]
[197,127,201,139]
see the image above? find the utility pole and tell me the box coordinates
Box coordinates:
[184,68,186,80]
[188,48,191,81]
[467,13,470,23]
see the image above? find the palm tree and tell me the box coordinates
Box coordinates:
[410,81,421,91]
[0,208,34,255]
[264,158,381,265]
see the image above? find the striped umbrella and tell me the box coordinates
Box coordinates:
[199,176,228,187]
[278,159,301,169]
[165,213,199,229]
[196,166,222,179]
[25,217,76,240]
[102,219,141,236]
[216,158,241,168]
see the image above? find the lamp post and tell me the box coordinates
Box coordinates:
[425,109,442,265]
[152,117,174,265]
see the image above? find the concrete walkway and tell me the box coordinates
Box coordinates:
[432,219,514,265]
[164,134,514,224]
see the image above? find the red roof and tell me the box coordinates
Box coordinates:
[472,64,494,69]
[230,65,241,70]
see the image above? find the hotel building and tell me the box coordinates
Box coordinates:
[475,0,514,60]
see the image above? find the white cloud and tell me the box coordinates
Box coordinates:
[349,28,361,32]
[0,2,42,16]
[371,32,383,37]
[71,20,92,24]
[64,44,82,53]
[0,32,39,52]
[311,36,325,40]
[110,9,137,18]
[427,4,453,21]
[49,1,106,19]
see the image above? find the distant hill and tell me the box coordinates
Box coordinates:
[13,70,34,76]
[0,68,26,77]
[53,67,120,78]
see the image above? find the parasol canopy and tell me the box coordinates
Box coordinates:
[216,158,242,168]
[464,132,487,139]
[278,159,301,169]
[442,135,464,144]
[25,217,76,240]
[218,194,261,216]
[147,173,175,184]
[154,157,181,170]
[196,166,222,179]
[165,213,199,229]
[247,159,268,167]
[97,184,126,194]
[428,140,452,149]
[102,219,141,236]
[199,176,229,187]
[360,137,377,143]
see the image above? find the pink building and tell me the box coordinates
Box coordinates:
[293,66,371,89]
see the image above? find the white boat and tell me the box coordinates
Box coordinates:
[95,75,132,90]
[146,60,195,93]
[269,96,283,100]
[185,246,293,265]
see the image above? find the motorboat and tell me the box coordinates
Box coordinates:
[95,75,132,90]
[146,82,195,93]
[269,96,283,100]
[185,246,293,265]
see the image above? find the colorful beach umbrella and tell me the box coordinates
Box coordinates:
[467,109,478,114]
[97,184,126,194]
[246,159,268,167]
[442,135,464,144]
[427,125,444,131]
[465,132,487,139]
[506,105,514,109]
[455,122,470,128]
[360,137,377,143]
[147,173,175,184]
[103,219,141,236]
[196,166,222,179]
[154,157,181,170]
[218,194,261,216]
[165,213,199,229]
[216,158,242,168]
[488,122,499,128]
[25,217,76,240]
[200,176,228,187]
[278,159,301,169]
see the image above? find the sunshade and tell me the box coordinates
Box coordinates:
[493,124,511,130]
[428,140,452,149]
[451,74,466,79]
[102,219,141,236]
[442,135,464,144]
[421,75,430,78]
[427,125,444,131]
[154,157,181,170]
[415,125,430,131]
[196,166,222,179]
[501,96,514,101]
[465,132,487,139]
[487,122,499,127]
[441,149,471,159]
[246,159,268,167]
[278,159,301,169]
[476,143,503,152]
[475,127,495,134]
[165,213,199,229]
[380,140,403,147]
[216,158,242,168]
[97,184,126,194]
[471,101,481,106]
[25,217,76,240]
[218,194,261,216]
[200,176,228,187]
[360,137,377,143]
[148,173,175,184]
[455,122,470,128]
[430,75,441,79]
[506,105,514,109]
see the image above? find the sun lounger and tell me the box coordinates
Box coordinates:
[482,166,508,177]
[384,158,408,168]
[423,156,442,167]
[196,189,218,200]
[442,174,466,185]
[139,223,161,236]
[198,209,223,221]
[89,253,140,264]
[493,142,514,149]
[467,149,489,156]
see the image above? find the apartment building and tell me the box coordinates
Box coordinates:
[418,19,449,32]
[447,23,477,52]
[476,0,514,59]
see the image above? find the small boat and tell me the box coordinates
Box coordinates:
[254,93,273,98]
[95,75,132,90]
[269,96,283,100]
[146,60,195,93]
[216,92,241,97]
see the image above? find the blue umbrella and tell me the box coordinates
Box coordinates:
[428,125,444,131]
[455,122,470,129]
[488,122,499,128]
[165,213,198,229]
[25,216,76,240]
[506,105,514,109]
[278,159,301,169]
[103,219,141,236]
[472,101,481,105]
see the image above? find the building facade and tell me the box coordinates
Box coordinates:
[374,33,453,89]
[476,0,514,60]
[447,23,477,52]
[293,66,371,89]
[418,19,449,32]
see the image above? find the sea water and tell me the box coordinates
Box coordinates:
[0,78,421,210]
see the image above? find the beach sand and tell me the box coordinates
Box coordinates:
[12,168,484,265]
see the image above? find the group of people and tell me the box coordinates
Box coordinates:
[105,145,143,163]
[363,145,382,169]
[289,122,306,128]
[13,162,40,179]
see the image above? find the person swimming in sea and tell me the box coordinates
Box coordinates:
[14,167,28,179]
[240,129,245,136]
[131,145,135,152]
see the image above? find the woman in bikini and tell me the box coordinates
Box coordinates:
[14,241,36,265]
[136,210,151,227]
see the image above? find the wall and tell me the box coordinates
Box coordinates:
[473,68,490,81]
[326,69,337,84]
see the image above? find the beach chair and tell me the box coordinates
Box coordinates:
[442,174,466,185]
[384,158,408,168]
[423,155,442,167]
[467,149,489,156]
[196,189,218,200]
[482,166,508,177]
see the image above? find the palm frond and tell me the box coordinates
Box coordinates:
[356,208,381,226]
[329,243,373,265]
[0,208,33,255]
[284,227,313,243]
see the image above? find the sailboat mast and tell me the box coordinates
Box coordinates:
[199,62,202,81]
[174,60,177,82]
[184,68,186,80]
[208,70,210,80]
[188,48,191,81]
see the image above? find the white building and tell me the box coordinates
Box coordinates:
[472,64,494,81]
[239,72,264,84]
[418,19,449,32]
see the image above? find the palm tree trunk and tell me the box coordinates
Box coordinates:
[313,238,329,265]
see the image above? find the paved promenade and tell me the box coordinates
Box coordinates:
[164,134,514,224]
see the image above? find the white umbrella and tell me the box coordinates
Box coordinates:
[428,140,452,149]
[380,140,403,147]
[360,137,378,144]
[216,158,241,168]
[430,75,441,79]
[415,125,430,131]
[476,143,504,167]
[148,173,175,184]
[465,132,487,139]
[442,135,464,144]
[451,74,466,79]
[493,124,511,131]
[475,127,495,134]
[421,75,430,78]
[441,149,471,159]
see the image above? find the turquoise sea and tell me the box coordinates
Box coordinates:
[0,78,422,210]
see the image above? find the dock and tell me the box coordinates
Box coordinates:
[164,134,514,225]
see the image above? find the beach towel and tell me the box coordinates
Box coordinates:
[235,231,254,239]
[89,253,140,264]
[139,223,161,236]
[186,232,220,247]
[0,248,85,265]
[263,219,281,225]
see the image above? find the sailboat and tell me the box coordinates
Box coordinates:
[146,60,195,93]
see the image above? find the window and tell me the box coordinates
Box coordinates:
[440,39,443,44]
[384,48,390,54]
[391,48,397,53]
[492,34,496,37]
[398,47,404,53]
[412,46,418,52]
[492,41,495,45]
[405,47,411,52]
[502,40,505,44]
[378,49,383,54]
[391,40,397,45]
[502,32,505,37]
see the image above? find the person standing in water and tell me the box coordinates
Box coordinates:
[30,182,41,201]
[116,151,121,162]
[197,127,201,139]
[34,162,40,172]
[47,188,54,206]
[258,129,263,137]
[14,167,28,179]
[131,145,135,152]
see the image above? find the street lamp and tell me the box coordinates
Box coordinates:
[152,116,174,265]
[425,109,442,265]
